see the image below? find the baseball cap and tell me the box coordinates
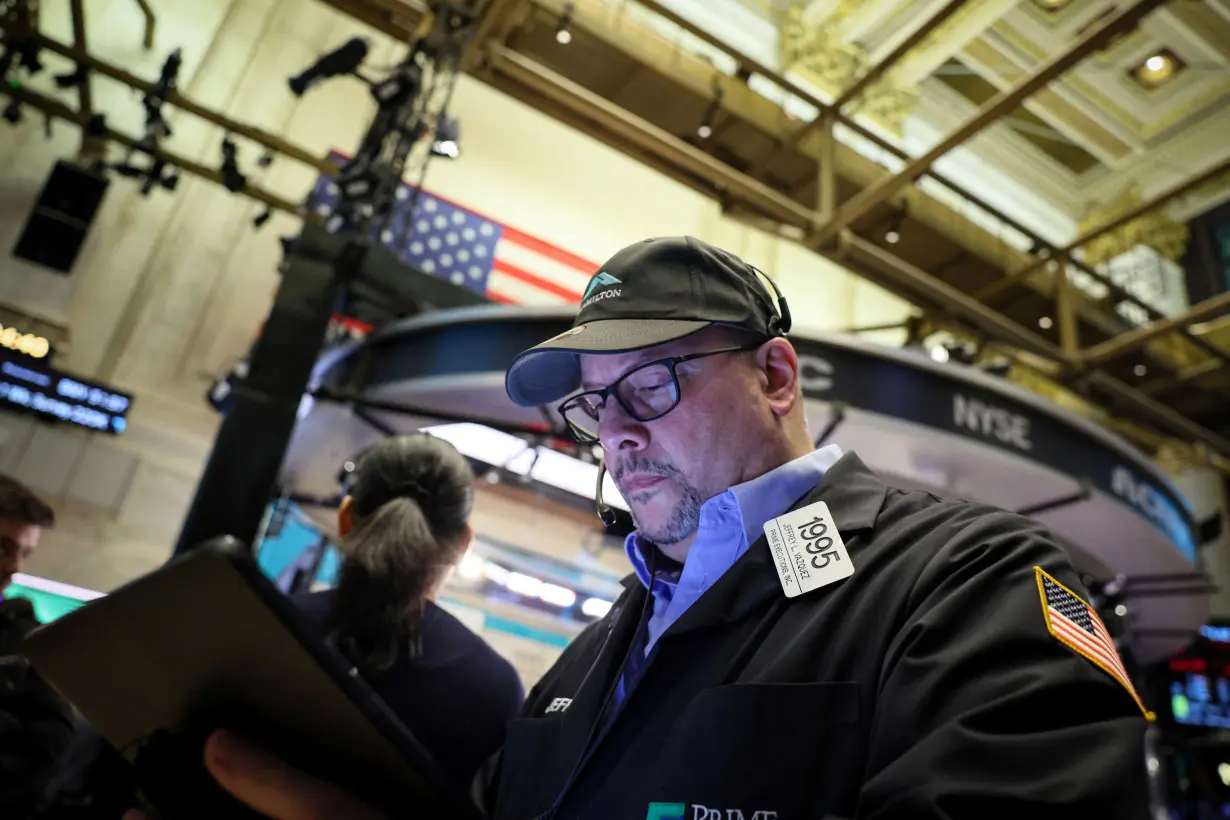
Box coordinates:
[504,236,791,408]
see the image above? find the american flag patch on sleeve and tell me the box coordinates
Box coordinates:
[1035,567,1155,722]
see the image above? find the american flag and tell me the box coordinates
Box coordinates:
[1036,568,1154,721]
[307,152,597,305]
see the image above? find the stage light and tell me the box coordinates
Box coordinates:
[582,597,613,618]
[929,345,949,363]
[884,206,906,245]
[431,114,460,159]
[1038,316,1053,329]
[53,66,87,88]
[1114,604,1128,617]
[539,583,577,608]
[289,37,369,96]
[1133,364,1147,377]
[506,571,543,598]
[696,84,724,139]
[458,551,484,580]
[220,137,247,193]
[555,3,575,44]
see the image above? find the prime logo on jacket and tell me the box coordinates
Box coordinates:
[647,802,778,820]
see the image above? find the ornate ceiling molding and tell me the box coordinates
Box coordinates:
[1076,187,1191,267]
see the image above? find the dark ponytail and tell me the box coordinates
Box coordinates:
[329,433,475,676]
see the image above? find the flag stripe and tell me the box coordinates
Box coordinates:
[492,258,583,301]
[310,150,598,306]
[502,224,598,274]
[487,271,572,305]
[495,239,590,299]
[1051,613,1132,685]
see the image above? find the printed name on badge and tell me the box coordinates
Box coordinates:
[763,501,853,598]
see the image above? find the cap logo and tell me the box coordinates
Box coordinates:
[582,271,622,301]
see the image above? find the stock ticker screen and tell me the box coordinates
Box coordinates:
[1169,626,1230,730]
[0,351,131,434]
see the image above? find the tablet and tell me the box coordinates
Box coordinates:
[23,536,484,820]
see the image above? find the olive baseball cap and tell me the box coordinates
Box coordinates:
[504,236,791,408]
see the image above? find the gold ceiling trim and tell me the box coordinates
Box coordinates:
[1076,186,1190,266]
[1140,81,1230,142]
[778,1,920,135]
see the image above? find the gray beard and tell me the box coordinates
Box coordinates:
[619,460,706,547]
[629,477,708,548]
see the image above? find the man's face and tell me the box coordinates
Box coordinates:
[579,328,765,551]
[0,518,41,592]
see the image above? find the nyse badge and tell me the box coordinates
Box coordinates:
[764,501,853,598]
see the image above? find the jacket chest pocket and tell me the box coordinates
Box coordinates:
[650,682,864,819]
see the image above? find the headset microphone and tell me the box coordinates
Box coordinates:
[594,457,618,528]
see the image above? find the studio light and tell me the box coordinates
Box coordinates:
[1133,364,1147,377]
[884,209,906,245]
[288,37,369,97]
[142,49,182,140]
[696,84,724,139]
[555,3,575,44]
[431,114,461,159]
[1038,316,1054,330]
[53,65,87,88]
[220,137,247,193]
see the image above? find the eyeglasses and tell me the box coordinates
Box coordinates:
[557,341,764,443]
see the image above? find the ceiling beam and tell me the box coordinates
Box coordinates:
[835,230,1068,362]
[1081,292,1230,368]
[806,0,1169,249]
[485,44,819,229]
[975,154,1230,303]
[748,0,971,178]
[1081,369,1230,458]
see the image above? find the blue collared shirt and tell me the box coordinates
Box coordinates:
[624,444,844,656]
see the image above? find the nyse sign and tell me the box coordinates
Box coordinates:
[797,354,835,393]
[1111,466,1190,554]
[952,394,1032,452]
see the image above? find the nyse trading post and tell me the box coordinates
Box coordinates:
[0,351,132,434]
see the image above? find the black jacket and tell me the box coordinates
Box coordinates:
[0,597,77,814]
[488,453,1152,820]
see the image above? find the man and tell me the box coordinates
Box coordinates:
[0,474,76,814]
[144,237,1153,818]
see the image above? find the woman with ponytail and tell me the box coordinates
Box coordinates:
[291,433,524,794]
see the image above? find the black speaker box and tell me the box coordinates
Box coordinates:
[12,160,110,274]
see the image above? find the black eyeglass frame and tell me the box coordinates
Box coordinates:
[556,340,766,443]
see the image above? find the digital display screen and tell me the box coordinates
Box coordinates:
[1170,658,1230,729]
[0,352,132,434]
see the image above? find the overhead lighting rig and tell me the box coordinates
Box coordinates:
[174,1,486,557]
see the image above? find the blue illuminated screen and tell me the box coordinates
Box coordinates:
[0,354,131,434]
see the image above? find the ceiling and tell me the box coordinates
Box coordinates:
[5,0,1229,471]
[728,0,1230,221]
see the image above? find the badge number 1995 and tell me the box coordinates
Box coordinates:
[764,501,854,598]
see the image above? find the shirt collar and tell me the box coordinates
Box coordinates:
[624,444,844,588]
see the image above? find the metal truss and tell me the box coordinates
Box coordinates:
[0,0,1227,468]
